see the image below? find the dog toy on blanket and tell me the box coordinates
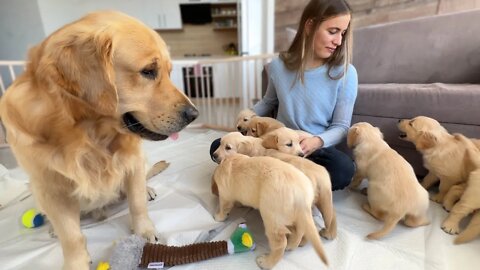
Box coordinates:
[105,223,255,269]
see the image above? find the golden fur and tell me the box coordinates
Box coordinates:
[398,116,478,203]
[348,122,430,239]
[246,116,285,137]
[213,131,337,240]
[441,135,480,243]
[0,11,197,270]
[235,108,256,135]
[213,153,328,268]
[261,127,309,157]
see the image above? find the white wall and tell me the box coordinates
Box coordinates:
[0,0,45,60]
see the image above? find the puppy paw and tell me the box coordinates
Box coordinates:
[146,186,157,201]
[214,212,227,222]
[430,194,444,204]
[256,254,273,270]
[441,220,460,235]
[366,232,381,240]
[320,228,336,240]
[442,203,453,212]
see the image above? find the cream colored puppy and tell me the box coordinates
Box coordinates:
[213,131,337,240]
[213,153,328,269]
[246,116,285,137]
[262,127,313,157]
[348,122,430,240]
[398,116,476,203]
[442,136,480,239]
[235,108,257,135]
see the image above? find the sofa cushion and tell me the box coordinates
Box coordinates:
[353,9,480,84]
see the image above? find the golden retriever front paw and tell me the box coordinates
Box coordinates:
[63,252,91,270]
[256,254,273,270]
[133,218,158,243]
[441,219,460,235]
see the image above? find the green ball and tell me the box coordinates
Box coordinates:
[22,208,44,228]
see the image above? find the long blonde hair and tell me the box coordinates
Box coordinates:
[280,0,353,83]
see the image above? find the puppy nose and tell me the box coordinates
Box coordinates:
[237,126,242,131]
[398,119,402,123]
[182,105,199,124]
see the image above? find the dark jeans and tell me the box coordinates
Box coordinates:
[209,138,354,191]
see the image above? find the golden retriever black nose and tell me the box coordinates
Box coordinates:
[182,105,199,123]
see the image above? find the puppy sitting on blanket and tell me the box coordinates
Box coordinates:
[398,116,480,203]
[212,153,328,269]
[212,131,336,240]
[348,122,430,240]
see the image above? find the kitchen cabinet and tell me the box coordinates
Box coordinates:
[144,0,182,30]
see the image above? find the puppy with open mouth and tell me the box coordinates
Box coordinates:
[398,116,478,203]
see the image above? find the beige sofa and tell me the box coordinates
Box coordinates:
[348,9,480,176]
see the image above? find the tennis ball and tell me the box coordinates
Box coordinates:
[21,208,44,228]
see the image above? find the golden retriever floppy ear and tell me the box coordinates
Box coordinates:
[262,133,278,149]
[38,27,118,116]
[237,141,253,155]
[416,131,437,150]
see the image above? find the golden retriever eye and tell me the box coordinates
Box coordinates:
[225,145,232,151]
[140,68,157,80]
[243,118,248,122]
[409,120,414,126]
[286,141,293,147]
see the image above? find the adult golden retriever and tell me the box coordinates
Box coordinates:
[0,11,198,270]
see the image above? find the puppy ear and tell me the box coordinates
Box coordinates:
[416,131,437,150]
[347,127,359,148]
[262,133,278,149]
[237,141,253,155]
[256,122,266,137]
[38,27,118,116]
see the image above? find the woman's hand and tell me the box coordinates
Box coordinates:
[300,136,324,157]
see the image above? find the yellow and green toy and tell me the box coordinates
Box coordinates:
[21,208,45,228]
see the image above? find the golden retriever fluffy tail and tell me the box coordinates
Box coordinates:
[299,210,329,266]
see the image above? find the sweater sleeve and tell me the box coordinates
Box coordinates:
[317,65,358,147]
[253,69,279,117]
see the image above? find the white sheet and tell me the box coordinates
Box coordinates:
[0,128,479,270]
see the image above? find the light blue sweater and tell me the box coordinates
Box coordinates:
[253,57,358,148]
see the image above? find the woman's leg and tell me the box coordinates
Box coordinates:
[307,146,355,191]
[209,138,221,162]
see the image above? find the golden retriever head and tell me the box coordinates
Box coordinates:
[261,127,305,156]
[35,11,198,141]
[347,122,383,149]
[212,131,261,163]
[235,108,256,135]
[397,116,448,145]
[246,116,285,137]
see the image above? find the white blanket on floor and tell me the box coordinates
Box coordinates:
[0,128,478,270]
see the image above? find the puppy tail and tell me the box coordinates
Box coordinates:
[301,211,329,266]
[455,212,480,244]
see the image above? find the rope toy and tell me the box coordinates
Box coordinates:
[107,223,255,269]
